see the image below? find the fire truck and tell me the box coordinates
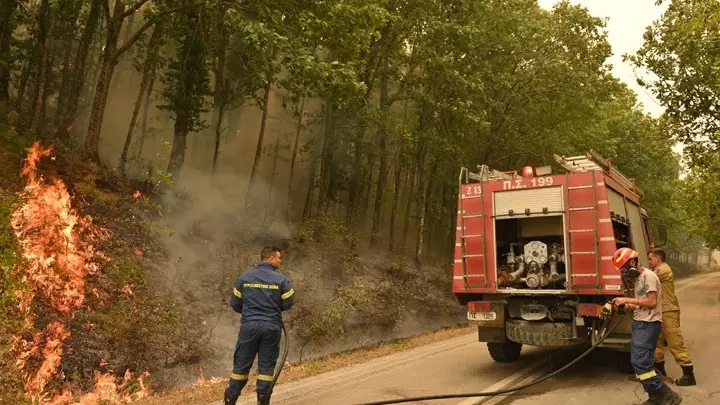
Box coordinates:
[452,151,667,362]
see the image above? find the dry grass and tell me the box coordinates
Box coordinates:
[135,324,474,405]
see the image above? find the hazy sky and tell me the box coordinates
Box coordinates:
[538,0,669,117]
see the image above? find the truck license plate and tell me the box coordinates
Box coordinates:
[468,311,496,321]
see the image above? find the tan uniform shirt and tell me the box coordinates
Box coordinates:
[654,262,680,313]
[633,267,663,323]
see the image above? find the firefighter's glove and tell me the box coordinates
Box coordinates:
[600,303,613,320]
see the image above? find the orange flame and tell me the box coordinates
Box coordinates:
[10,142,151,403]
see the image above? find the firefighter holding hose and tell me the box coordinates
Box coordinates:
[224,247,295,405]
[610,247,682,405]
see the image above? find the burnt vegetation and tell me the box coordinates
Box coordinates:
[0,0,718,403]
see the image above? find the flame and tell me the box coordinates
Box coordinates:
[10,142,151,403]
[194,366,224,387]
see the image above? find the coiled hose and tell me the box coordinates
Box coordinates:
[352,310,627,405]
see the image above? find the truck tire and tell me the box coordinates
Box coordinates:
[505,319,577,347]
[488,341,522,363]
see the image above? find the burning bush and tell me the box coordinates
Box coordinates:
[5,142,205,404]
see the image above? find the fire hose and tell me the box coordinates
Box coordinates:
[267,306,626,405]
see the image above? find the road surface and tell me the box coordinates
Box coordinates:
[217,271,720,405]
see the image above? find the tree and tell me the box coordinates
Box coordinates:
[84,0,179,163]
[629,0,720,167]
[160,3,210,177]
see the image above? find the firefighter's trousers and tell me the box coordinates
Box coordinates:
[654,310,693,366]
[631,320,664,394]
[225,321,282,399]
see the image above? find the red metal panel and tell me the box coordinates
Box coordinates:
[463,235,484,256]
[461,195,483,214]
[568,187,594,208]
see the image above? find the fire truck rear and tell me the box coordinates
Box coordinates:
[453,151,667,362]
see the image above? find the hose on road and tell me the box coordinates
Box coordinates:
[351,309,628,405]
[267,309,625,405]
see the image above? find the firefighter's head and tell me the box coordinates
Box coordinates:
[648,248,666,269]
[261,246,283,269]
[613,247,640,281]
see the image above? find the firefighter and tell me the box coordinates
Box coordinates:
[224,246,295,405]
[649,248,696,386]
[611,247,682,405]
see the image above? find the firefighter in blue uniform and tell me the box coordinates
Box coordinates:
[224,246,295,405]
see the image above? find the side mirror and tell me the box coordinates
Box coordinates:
[656,224,668,248]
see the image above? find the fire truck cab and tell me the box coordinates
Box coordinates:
[452,151,667,362]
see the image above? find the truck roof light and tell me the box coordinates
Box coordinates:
[535,165,552,176]
[522,166,534,178]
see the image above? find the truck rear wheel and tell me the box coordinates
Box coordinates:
[487,341,522,363]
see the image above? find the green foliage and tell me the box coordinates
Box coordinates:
[628,0,720,166]
[0,193,22,307]
[159,6,212,134]
[0,192,28,404]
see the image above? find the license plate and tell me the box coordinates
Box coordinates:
[468,311,497,321]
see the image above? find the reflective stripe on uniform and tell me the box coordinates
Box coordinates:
[636,370,657,381]
[231,373,248,380]
[243,283,279,290]
[257,374,274,382]
[281,289,294,300]
[233,287,242,298]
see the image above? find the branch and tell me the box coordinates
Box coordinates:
[122,0,152,19]
[112,18,156,61]
[112,4,197,61]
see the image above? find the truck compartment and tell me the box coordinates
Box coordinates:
[495,216,568,291]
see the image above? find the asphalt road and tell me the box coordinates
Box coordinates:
[220,271,720,405]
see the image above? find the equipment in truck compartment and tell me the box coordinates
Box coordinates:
[453,153,653,297]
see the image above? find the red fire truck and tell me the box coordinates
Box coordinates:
[453,151,667,362]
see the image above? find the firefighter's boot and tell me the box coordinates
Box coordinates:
[257,393,270,405]
[675,365,696,386]
[658,385,682,405]
[224,390,238,405]
[654,362,667,377]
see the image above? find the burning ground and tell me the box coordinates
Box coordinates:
[0,141,463,404]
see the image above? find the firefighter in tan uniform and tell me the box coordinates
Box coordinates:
[649,248,696,386]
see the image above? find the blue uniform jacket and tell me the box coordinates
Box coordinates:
[230,262,295,326]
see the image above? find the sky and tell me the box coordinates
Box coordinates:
[537,0,669,118]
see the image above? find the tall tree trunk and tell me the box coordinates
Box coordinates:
[302,158,319,221]
[264,137,281,224]
[57,0,101,136]
[317,103,335,213]
[28,0,56,137]
[120,24,163,175]
[402,161,417,252]
[287,96,306,221]
[168,115,189,176]
[0,0,18,103]
[415,152,430,270]
[360,155,377,226]
[245,78,273,206]
[389,145,403,252]
[134,74,155,163]
[346,135,364,226]
[211,24,229,177]
[370,72,391,246]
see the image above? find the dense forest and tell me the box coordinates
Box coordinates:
[1,0,718,403]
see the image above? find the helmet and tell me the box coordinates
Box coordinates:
[613,247,638,269]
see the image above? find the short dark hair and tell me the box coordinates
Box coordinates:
[260,246,282,260]
[649,248,666,262]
